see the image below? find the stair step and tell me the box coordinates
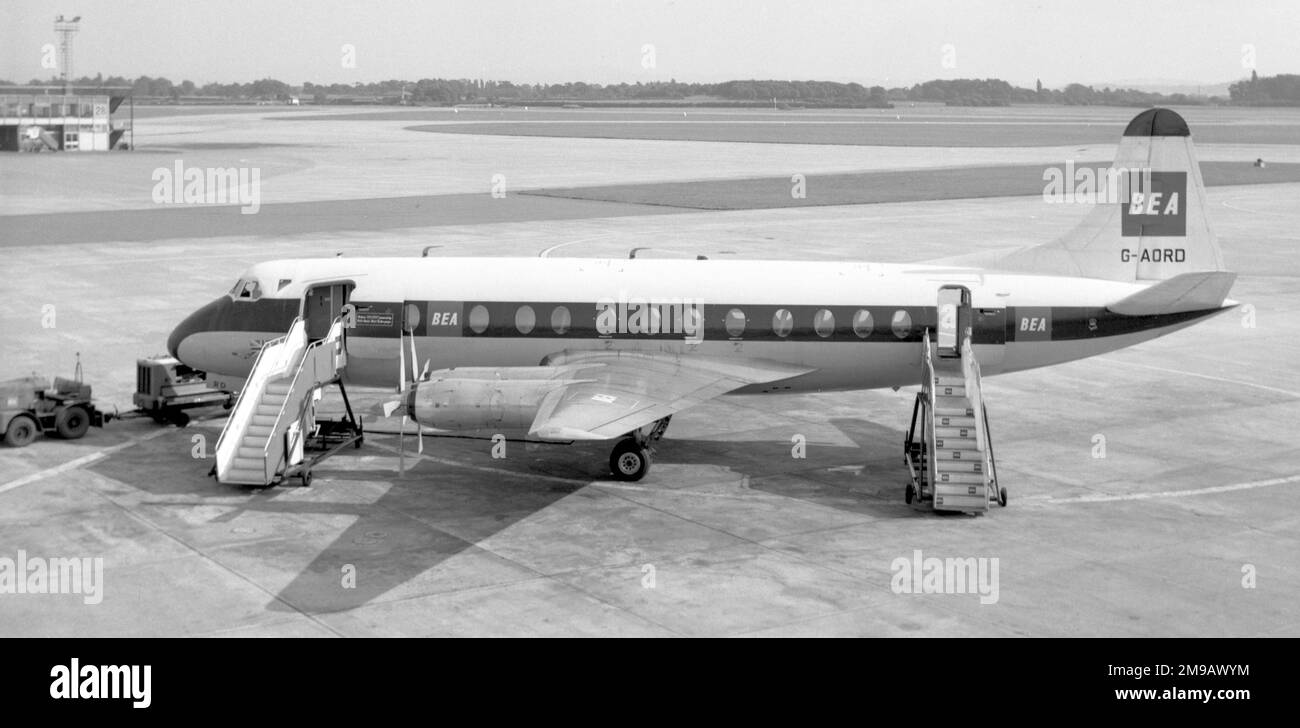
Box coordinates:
[232,456,263,471]
[221,468,269,485]
[934,384,966,397]
[934,375,964,387]
[934,396,974,417]
[933,493,991,513]
[934,459,982,474]
[251,414,277,426]
[256,404,281,416]
[934,425,975,439]
[265,383,291,395]
[237,446,264,459]
[935,415,976,428]
[935,437,977,451]
[935,471,985,485]
[933,448,975,461]
[247,425,273,438]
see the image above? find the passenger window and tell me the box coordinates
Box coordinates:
[469,305,489,334]
[551,306,571,335]
[814,308,835,338]
[852,309,874,338]
[891,309,912,339]
[515,305,536,335]
[772,308,793,338]
[724,308,746,337]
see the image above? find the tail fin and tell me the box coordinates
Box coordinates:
[993,108,1227,283]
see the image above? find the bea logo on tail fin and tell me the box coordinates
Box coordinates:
[1121,171,1187,237]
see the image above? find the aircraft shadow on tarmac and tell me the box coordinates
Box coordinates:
[87,417,916,614]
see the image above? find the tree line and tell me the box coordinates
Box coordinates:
[5,73,1298,107]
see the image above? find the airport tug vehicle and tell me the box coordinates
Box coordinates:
[0,361,111,447]
[132,355,235,427]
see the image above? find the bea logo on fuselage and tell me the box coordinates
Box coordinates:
[1015,307,1052,341]
[1121,171,1187,237]
[429,312,458,326]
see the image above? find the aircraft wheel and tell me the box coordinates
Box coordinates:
[609,439,650,482]
[998,487,1008,507]
[54,406,90,440]
[4,415,38,447]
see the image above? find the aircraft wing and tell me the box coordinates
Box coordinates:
[527,350,813,441]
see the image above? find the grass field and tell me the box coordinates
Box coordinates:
[410,119,1300,147]
[522,161,1300,210]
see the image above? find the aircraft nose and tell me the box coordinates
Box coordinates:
[168,297,225,362]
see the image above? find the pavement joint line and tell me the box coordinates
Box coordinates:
[1026,472,1300,505]
[0,427,173,496]
[53,468,349,637]
[1092,356,1300,399]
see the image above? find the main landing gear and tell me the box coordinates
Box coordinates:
[607,416,671,482]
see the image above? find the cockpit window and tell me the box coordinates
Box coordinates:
[230,279,261,300]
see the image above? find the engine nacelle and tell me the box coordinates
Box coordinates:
[408,367,560,433]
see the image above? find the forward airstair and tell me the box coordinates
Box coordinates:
[213,316,362,487]
[904,330,1007,514]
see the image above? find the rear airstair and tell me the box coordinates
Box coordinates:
[904,330,1007,514]
[213,316,362,487]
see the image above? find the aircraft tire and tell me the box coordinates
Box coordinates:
[610,439,650,481]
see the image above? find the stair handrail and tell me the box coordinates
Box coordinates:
[261,318,347,482]
[960,335,986,453]
[920,329,936,497]
[214,317,306,480]
[981,401,999,492]
[960,335,997,496]
[920,328,935,407]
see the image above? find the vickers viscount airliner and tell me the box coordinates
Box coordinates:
[168,108,1235,501]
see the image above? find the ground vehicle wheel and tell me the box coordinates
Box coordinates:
[998,487,1008,507]
[4,415,39,447]
[54,406,90,440]
[168,410,191,427]
[609,439,650,481]
[905,482,915,504]
[300,470,313,487]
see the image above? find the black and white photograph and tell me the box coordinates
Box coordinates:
[0,0,1295,669]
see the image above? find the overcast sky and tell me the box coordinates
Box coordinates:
[3,0,1297,87]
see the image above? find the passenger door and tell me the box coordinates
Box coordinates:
[303,283,353,341]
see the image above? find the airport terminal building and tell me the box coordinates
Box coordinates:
[0,88,132,152]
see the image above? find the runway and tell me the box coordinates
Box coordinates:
[1,105,1296,636]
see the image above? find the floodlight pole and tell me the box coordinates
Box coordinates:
[54,15,81,94]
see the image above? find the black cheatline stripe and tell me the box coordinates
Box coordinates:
[340,300,1227,344]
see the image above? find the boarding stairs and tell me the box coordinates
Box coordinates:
[904,331,1006,514]
[213,316,360,487]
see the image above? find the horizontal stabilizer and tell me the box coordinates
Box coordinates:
[1107,271,1237,316]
